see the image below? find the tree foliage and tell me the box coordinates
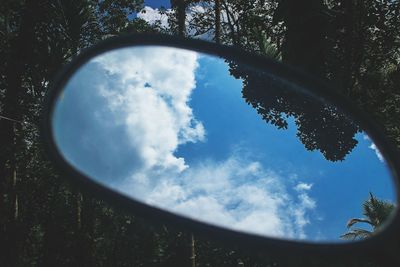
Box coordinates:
[0,0,399,266]
[341,193,395,240]
[228,60,359,161]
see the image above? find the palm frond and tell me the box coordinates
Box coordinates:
[346,218,373,228]
[340,228,373,240]
[362,192,395,229]
[341,193,396,240]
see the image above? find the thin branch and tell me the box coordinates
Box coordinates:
[0,115,34,126]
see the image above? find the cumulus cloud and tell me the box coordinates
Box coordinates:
[137,5,212,40]
[66,46,316,240]
[295,182,313,191]
[137,6,171,28]
[93,47,205,173]
[115,154,317,240]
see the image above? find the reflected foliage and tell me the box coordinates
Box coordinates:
[229,62,359,161]
[0,0,399,266]
[341,193,395,240]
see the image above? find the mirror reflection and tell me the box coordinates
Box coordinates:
[52,46,396,242]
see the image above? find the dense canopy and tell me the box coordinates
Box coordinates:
[0,0,399,266]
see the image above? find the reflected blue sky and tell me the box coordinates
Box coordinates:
[53,46,396,242]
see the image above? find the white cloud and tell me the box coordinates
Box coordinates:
[137,5,213,40]
[115,154,317,240]
[295,182,313,191]
[93,47,205,173]
[137,6,171,28]
[86,46,316,240]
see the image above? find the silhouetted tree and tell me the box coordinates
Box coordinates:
[341,193,395,240]
[228,60,359,161]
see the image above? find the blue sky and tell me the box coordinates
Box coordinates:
[53,46,396,242]
[145,0,171,8]
[137,1,213,40]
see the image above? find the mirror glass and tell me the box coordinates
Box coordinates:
[52,46,397,242]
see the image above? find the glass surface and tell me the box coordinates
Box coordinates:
[52,46,397,242]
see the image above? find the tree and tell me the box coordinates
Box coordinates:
[0,0,150,265]
[1,0,399,265]
[273,0,329,77]
[228,57,359,161]
[341,193,395,240]
[188,0,282,49]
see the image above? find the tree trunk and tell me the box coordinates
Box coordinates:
[172,0,187,36]
[77,191,82,230]
[215,0,221,43]
[278,0,327,77]
[0,0,39,264]
[341,0,355,91]
[190,233,196,267]
[222,1,239,45]
[12,169,18,221]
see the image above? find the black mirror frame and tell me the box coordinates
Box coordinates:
[42,33,400,266]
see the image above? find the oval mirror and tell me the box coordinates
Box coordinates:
[50,45,397,243]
